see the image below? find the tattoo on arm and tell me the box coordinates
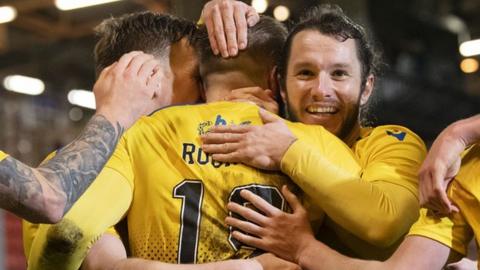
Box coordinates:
[0,114,124,222]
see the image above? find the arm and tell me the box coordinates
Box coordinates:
[226,186,456,270]
[419,114,480,215]
[280,134,423,247]
[200,0,259,57]
[0,51,164,223]
[296,236,454,270]
[202,112,425,246]
[82,233,299,270]
[26,168,133,270]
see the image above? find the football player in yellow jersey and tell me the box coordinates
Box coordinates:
[202,3,426,260]
[215,144,480,270]
[82,4,425,270]
[0,51,166,224]
[24,12,309,270]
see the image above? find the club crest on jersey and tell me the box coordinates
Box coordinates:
[197,114,252,135]
[386,130,406,141]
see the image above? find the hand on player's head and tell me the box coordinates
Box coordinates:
[93,51,172,129]
[201,0,259,58]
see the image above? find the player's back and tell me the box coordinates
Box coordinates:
[113,102,294,263]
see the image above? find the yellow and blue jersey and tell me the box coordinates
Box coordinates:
[409,144,480,257]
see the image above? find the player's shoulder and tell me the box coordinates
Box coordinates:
[126,102,260,135]
[461,143,480,163]
[0,150,8,160]
[361,125,424,145]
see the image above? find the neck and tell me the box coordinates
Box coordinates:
[343,123,361,147]
[204,71,266,103]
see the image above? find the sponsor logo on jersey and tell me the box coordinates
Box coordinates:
[197,115,252,135]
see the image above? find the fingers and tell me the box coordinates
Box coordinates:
[126,53,154,77]
[281,185,303,213]
[114,51,143,74]
[138,59,160,82]
[259,108,281,124]
[202,142,241,154]
[226,217,262,236]
[146,67,163,98]
[231,230,265,250]
[239,189,280,216]
[212,5,229,58]
[96,62,116,83]
[233,4,248,50]
[203,0,257,57]
[208,124,253,134]
[201,131,243,144]
[204,13,220,55]
[246,6,260,27]
[227,201,269,225]
[225,87,279,113]
[210,152,241,163]
[220,0,238,56]
[419,164,457,216]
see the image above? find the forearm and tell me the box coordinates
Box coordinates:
[0,114,124,223]
[297,238,385,270]
[27,169,132,270]
[113,258,258,270]
[450,114,480,146]
[281,141,418,246]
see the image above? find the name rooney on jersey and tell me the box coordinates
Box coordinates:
[182,143,234,168]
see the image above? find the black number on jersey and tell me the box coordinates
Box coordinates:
[227,184,285,251]
[173,181,284,262]
[173,180,204,263]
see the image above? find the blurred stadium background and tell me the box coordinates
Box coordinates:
[0,0,479,269]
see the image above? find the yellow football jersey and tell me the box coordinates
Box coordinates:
[108,101,359,263]
[24,101,362,270]
[409,144,480,257]
[281,125,426,259]
[0,150,8,161]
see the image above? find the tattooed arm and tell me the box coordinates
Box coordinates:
[0,51,170,223]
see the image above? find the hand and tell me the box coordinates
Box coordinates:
[254,253,301,270]
[201,0,259,57]
[445,258,477,270]
[418,123,466,216]
[225,87,279,115]
[201,109,296,170]
[225,185,316,264]
[94,51,171,129]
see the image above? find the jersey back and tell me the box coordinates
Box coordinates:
[107,102,340,263]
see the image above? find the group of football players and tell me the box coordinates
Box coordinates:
[0,1,479,269]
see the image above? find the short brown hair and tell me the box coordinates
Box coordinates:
[94,12,197,76]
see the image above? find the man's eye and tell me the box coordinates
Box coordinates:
[297,70,315,78]
[332,70,349,79]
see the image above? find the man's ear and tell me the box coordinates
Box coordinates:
[268,66,280,96]
[276,71,287,105]
[360,74,374,106]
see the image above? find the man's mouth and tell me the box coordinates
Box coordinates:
[306,105,339,114]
